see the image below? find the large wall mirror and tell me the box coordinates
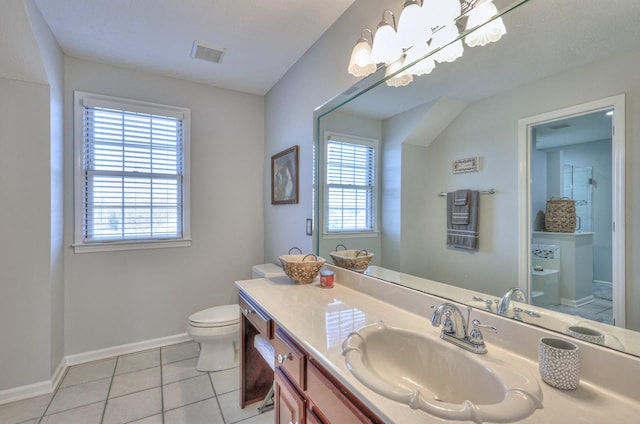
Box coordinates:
[313,0,639,357]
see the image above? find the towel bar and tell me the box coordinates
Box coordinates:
[438,189,496,197]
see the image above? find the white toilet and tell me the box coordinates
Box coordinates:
[187,263,285,371]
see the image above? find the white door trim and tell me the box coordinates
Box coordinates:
[517,94,626,327]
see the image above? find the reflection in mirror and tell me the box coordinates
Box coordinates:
[530,108,614,325]
[313,0,640,357]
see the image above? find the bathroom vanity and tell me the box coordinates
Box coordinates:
[239,290,382,423]
[237,267,640,423]
[532,231,595,307]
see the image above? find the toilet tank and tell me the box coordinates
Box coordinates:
[252,263,285,279]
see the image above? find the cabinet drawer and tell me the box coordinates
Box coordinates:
[239,292,272,339]
[274,327,306,390]
[307,359,375,424]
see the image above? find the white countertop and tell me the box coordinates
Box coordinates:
[236,276,640,423]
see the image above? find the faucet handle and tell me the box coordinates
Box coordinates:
[472,296,495,312]
[469,319,497,347]
[441,311,456,334]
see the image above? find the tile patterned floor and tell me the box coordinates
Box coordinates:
[544,282,614,325]
[546,297,613,324]
[0,341,274,424]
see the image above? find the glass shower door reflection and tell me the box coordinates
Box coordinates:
[563,164,593,232]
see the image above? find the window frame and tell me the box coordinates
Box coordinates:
[73,91,191,253]
[322,131,379,238]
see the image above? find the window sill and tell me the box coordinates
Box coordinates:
[322,232,378,240]
[73,239,192,254]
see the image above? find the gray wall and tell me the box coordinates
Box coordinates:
[1,5,265,391]
[399,51,639,326]
[63,58,265,355]
[264,0,394,263]
[0,0,65,392]
[0,78,52,390]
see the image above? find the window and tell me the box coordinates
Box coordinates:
[324,132,378,235]
[73,92,191,252]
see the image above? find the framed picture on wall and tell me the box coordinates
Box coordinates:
[271,145,299,205]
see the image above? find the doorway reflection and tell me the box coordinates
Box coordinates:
[530,109,613,324]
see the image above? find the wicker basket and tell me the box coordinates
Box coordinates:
[329,244,374,273]
[279,250,326,284]
[545,198,576,233]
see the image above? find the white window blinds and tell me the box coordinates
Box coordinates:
[81,102,184,242]
[325,135,377,233]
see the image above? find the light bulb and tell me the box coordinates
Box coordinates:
[371,10,403,64]
[397,1,432,49]
[348,36,376,77]
[465,1,506,47]
[385,56,413,87]
[405,42,436,76]
[431,24,463,63]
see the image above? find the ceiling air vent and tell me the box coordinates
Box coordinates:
[191,41,226,64]
[547,123,571,130]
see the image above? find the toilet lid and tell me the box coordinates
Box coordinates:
[189,304,239,327]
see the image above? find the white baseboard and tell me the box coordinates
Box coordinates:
[65,332,191,366]
[561,295,595,308]
[50,358,67,394]
[0,332,191,405]
[0,378,54,406]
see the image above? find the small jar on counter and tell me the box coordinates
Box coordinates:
[320,269,335,288]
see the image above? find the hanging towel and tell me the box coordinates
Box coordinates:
[451,189,470,224]
[454,189,469,206]
[447,190,479,250]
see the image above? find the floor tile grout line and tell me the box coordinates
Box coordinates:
[100,355,119,424]
[207,369,229,424]
[163,394,217,414]
[37,364,71,423]
[6,341,214,424]
[35,400,106,423]
[159,346,165,424]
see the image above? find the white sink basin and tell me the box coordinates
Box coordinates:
[342,321,543,423]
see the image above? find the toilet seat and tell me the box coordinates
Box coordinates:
[189,304,239,328]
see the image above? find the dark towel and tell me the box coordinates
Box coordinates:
[447,190,479,250]
[454,189,469,206]
[451,189,470,224]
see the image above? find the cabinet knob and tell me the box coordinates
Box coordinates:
[277,352,293,364]
[243,308,254,315]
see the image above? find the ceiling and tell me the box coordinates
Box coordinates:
[534,110,613,150]
[27,0,356,95]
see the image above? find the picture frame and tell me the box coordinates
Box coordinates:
[452,156,481,174]
[271,145,299,205]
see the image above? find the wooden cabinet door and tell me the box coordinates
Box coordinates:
[306,409,324,424]
[275,368,305,424]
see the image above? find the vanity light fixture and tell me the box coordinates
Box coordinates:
[397,1,432,49]
[370,10,403,65]
[347,0,509,87]
[347,29,377,77]
[404,41,436,76]
[385,55,414,87]
[431,23,464,63]
[464,0,507,47]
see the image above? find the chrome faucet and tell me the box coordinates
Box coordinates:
[431,303,497,354]
[497,287,527,316]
